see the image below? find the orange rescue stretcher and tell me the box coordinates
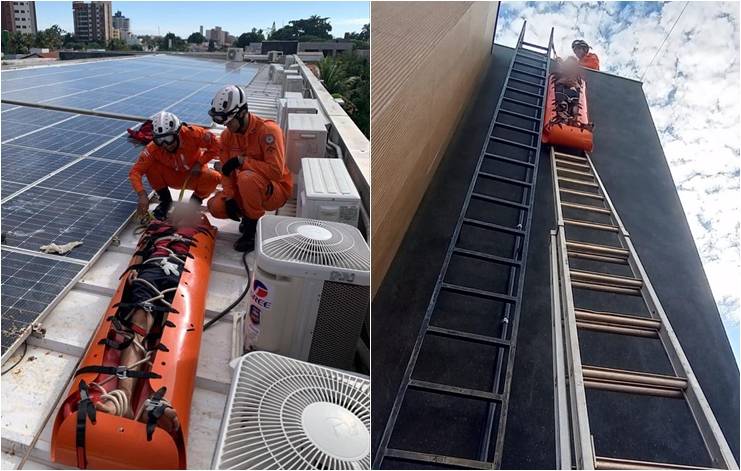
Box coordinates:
[541,73,594,151]
[51,216,217,469]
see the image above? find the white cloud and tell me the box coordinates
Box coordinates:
[496,3,740,334]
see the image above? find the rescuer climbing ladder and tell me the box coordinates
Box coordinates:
[374,22,554,469]
[549,147,738,470]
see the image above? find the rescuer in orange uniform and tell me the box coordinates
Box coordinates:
[571,39,600,70]
[129,111,222,219]
[206,85,292,252]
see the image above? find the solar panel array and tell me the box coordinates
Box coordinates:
[0,55,262,359]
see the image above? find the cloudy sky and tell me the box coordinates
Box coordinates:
[495,1,739,362]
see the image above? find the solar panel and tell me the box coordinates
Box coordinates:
[89,137,145,163]
[1,106,75,126]
[1,250,82,354]
[52,115,138,137]
[9,126,115,155]
[1,120,32,141]
[1,145,78,184]
[2,186,136,261]
[1,181,26,199]
[38,158,146,202]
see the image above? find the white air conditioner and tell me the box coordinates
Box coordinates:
[298,158,361,227]
[283,91,304,100]
[226,47,243,62]
[271,64,285,83]
[284,54,296,67]
[283,74,304,95]
[267,50,284,63]
[285,114,327,174]
[278,98,320,135]
[212,351,370,470]
[243,216,369,370]
[284,69,299,77]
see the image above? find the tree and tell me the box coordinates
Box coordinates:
[268,21,276,39]
[207,39,215,52]
[187,32,205,44]
[107,38,128,51]
[234,28,264,48]
[344,23,369,42]
[159,32,187,51]
[33,25,64,50]
[316,54,369,136]
[271,15,333,41]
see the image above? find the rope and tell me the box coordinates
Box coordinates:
[639,1,689,81]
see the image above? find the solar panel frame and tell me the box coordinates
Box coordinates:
[1,181,26,199]
[9,126,117,155]
[37,158,146,202]
[89,136,146,163]
[1,145,79,184]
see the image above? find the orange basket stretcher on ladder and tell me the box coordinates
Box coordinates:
[541,72,594,151]
[51,214,217,469]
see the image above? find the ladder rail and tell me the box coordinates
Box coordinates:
[551,144,738,469]
[374,21,550,469]
[582,152,738,468]
[550,147,596,469]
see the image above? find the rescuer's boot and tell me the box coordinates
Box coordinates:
[152,189,173,220]
[234,217,258,252]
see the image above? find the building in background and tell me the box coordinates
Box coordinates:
[112,10,129,35]
[1,1,38,34]
[205,25,229,46]
[72,1,113,43]
[199,25,203,35]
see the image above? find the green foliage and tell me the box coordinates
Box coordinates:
[208,39,215,52]
[187,32,206,44]
[107,38,128,51]
[34,25,64,50]
[344,23,370,42]
[234,28,265,47]
[129,44,143,51]
[317,54,369,137]
[159,32,188,51]
[271,15,333,41]
[2,24,66,54]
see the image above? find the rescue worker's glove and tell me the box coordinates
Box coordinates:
[225,198,241,221]
[222,157,242,177]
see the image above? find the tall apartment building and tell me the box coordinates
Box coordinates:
[112,10,129,34]
[1,1,38,34]
[205,25,228,46]
[72,1,113,43]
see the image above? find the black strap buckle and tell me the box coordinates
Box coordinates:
[115,365,128,379]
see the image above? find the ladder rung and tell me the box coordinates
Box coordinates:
[498,108,540,122]
[506,86,544,99]
[384,448,492,469]
[484,152,535,168]
[563,218,619,232]
[555,158,590,170]
[453,247,521,266]
[570,269,642,288]
[557,166,594,179]
[479,171,532,187]
[522,41,549,51]
[427,325,511,347]
[490,136,537,151]
[559,187,603,200]
[561,201,611,215]
[558,176,599,188]
[582,365,687,398]
[472,192,529,210]
[512,67,547,80]
[502,96,543,109]
[568,251,628,265]
[554,151,588,163]
[566,241,629,257]
[571,280,643,296]
[441,283,517,303]
[509,76,545,89]
[516,51,548,63]
[575,309,661,338]
[462,218,525,236]
[495,121,540,136]
[514,59,546,71]
[408,379,503,402]
[595,456,712,470]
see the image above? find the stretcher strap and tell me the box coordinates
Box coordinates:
[76,380,97,469]
[144,387,169,441]
[75,365,162,380]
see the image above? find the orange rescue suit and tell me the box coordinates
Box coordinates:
[579,52,600,71]
[208,113,293,220]
[129,125,222,199]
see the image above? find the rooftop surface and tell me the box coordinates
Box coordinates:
[1,56,284,468]
[372,43,739,468]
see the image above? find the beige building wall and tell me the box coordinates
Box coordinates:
[371,1,500,295]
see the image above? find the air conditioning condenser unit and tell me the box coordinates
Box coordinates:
[298,158,361,227]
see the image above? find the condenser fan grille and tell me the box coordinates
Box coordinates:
[259,216,369,271]
[214,352,370,470]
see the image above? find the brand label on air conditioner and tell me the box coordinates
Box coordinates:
[329,271,355,283]
[250,279,273,310]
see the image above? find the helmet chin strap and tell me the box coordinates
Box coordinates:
[236,109,249,133]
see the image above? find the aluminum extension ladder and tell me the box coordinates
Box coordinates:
[549,147,738,470]
[374,22,554,469]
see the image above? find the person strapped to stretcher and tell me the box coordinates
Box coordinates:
[74,203,212,446]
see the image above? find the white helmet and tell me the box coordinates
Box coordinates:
[151,111,181,146]
[209,85,248,124]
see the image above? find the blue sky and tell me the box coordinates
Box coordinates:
[496,2,740,364]
[35,1,369,38]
